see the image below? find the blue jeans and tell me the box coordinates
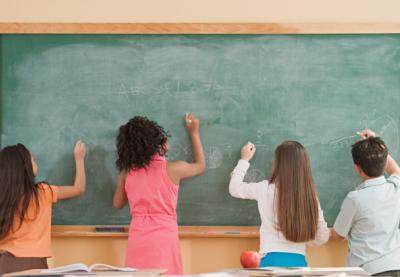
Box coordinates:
[259,252,307,267]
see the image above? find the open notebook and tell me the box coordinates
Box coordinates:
[42,263,136,273]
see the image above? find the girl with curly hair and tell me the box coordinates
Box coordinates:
[113,113,205,274]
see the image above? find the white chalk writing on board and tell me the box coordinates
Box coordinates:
[244,168,266,183]
[207,146,223,169]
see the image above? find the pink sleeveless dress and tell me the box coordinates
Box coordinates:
[124,155,182,275]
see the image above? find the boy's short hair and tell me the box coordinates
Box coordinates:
[351,137,388,177]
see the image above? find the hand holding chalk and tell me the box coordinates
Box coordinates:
[185,113,192,123]
[74,140,86,161]
[358,129,376,140]
[241,142,256,161]
[185,113,200,135]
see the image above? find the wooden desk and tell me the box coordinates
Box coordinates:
[5,269,166,276]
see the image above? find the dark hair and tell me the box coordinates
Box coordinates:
[116,116,169,171]
[0,144,40,240]
[270,141,319,243]
[352,137,388,177]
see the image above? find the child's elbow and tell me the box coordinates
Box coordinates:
[76,186,85,196]
[228,187,234,197]
[198,162,206,174]
[330,228,345,241]
[318,233,330,246]
[113,203,122,209]
[228,184,238,198]
[191,161,206,176]
[311,229,330,247]
[113,201,121,209]
[113,199,125,209]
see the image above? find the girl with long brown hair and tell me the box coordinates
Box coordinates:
[229,141,329,267]
[0,141,86,275]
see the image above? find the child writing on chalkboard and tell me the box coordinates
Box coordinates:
[113,113,205,274]
[229,141,329,267]
[0,141,86,275]
[331,129,400,276]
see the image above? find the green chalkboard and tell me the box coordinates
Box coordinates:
[1,35,400,226]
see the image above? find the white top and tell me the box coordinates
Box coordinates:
[229,159,330,255]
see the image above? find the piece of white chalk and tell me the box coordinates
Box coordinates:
[186,112,192,123]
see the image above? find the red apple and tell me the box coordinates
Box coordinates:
[240,250,260,268]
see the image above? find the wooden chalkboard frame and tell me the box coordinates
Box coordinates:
[1,23,400,34]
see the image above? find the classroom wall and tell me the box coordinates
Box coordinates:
[1,0,400,23]
[50,237,347,274]
[0,0,384,273]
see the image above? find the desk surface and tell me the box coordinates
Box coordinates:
[229,267,369,276]
[5,269,166,276]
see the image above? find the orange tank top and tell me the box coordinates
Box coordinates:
[0,184,58,257]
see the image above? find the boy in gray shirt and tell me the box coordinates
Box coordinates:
[332,129,400,276]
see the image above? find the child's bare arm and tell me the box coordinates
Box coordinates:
[167,113,206,185]
[113,171,128,209]
[57,141,86,200]
[386,155,400,176]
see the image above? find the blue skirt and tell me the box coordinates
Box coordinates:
[259,252,307,267]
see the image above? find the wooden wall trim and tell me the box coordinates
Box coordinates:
[1,23,400,34]
[51,225,260,238]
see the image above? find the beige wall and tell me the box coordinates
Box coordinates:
[49,237,347,274]
[1,0,400,23]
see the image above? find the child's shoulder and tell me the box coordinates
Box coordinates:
[166,159,185,169]
[387,174,400,186]
[37,183,58,203]
[37,182,52,190]
[343,189,360,207]
[346,190,358,199]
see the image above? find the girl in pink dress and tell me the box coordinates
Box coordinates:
[113,113,205,275]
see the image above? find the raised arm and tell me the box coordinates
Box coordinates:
[57,140,86,200]
[359,129,400,176]
[167,113,206,185]
[113,170,128,209]
[386,155,400,176]
[229,142,263,200]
